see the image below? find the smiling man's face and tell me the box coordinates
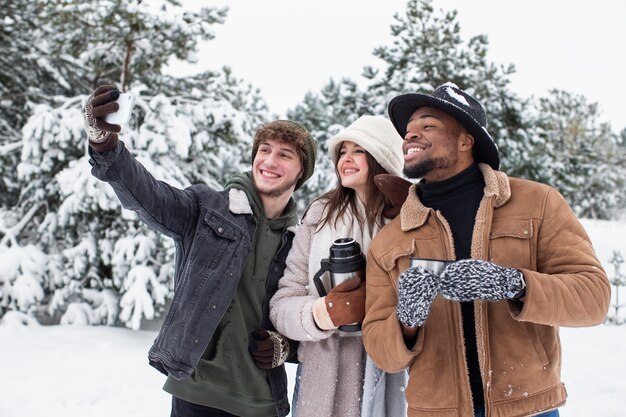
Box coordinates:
[252,138,303,198]
[402,107,474,182]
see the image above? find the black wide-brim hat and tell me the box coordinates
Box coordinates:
[388,82,500,170]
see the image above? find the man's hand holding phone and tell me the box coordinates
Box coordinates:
[84,85,135,152]
[105,92,135,125]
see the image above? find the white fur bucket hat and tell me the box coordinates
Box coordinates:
[327,115,404,177]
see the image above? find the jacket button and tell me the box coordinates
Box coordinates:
[523,230,529,235]
[218,227,224,234]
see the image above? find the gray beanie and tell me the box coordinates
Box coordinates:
[327,115,404,177]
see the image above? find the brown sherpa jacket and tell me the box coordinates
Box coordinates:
[362,164,610,417]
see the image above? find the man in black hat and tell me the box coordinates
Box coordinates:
[362,83,610,417]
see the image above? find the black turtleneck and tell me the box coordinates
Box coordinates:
[419,163,485,413]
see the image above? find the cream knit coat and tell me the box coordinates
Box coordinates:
[270,199,406,417]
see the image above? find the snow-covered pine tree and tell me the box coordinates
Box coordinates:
[607,251,625,325]
[288,0,625,221]
[289,0,536,195]
[0,0,271,329]
[0,0,99,321]
[0,0,92,207]
[363,0,535,177]
[530,89,626,219]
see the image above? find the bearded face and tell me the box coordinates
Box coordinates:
[402,107,472,182]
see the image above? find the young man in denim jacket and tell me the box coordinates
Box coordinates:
[84,85,317,417]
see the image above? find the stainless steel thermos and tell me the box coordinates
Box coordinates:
[313,238,366,334]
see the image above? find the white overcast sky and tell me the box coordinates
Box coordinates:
[173,0,625,131]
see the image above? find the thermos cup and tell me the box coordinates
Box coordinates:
[409,258,450,275]
[313,238,366,334]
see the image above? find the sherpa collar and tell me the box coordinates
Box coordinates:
[227,188,297,235]
[228,189,253,215]
[400,163,511,232]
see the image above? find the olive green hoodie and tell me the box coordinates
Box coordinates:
[164,172,297,416]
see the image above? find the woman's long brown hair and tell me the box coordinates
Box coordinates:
[314,149,392,236]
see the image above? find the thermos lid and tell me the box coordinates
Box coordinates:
[329,238,362,261]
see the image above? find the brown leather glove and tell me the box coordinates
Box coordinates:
[248,330,291,369]
[312,279,366,330]
[374,174,413,219]
[84,85,122,152]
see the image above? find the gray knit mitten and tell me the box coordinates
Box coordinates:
[84,85,122,150]
[439,259,524,302]
[396,266,440,328]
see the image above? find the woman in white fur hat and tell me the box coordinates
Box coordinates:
[270,115,407,417]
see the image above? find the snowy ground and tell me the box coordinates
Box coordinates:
[0,324,624,417]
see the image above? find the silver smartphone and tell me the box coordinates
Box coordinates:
[105,93,135,125]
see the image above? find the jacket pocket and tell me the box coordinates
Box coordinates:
[193,210,241,269]
[378,241,417,275]
[488,219,534,269]
[524,322,550,368]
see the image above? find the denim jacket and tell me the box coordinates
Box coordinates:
[89,141,294,417]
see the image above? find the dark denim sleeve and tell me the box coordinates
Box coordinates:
[88,141,198,239]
